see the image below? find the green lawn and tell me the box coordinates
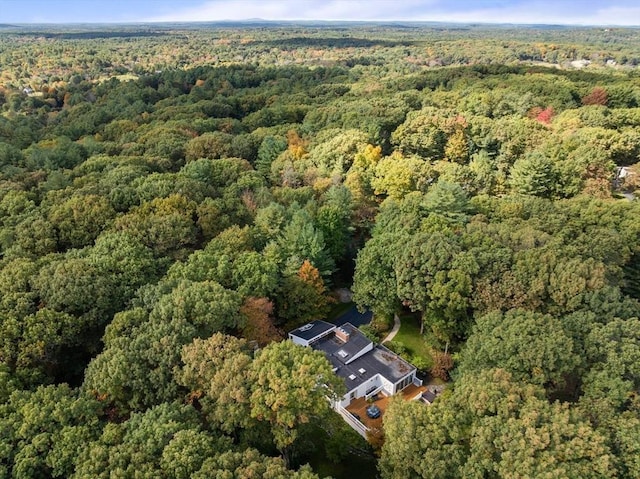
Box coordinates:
[393,314,433,364]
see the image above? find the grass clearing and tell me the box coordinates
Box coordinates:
[393,314,433,365]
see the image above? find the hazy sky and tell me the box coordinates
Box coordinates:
[1,0,640,25]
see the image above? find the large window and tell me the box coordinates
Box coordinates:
[395,374,412,392]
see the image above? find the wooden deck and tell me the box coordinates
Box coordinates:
[346,395,387,430]
[345,384,428,431]
[401,383,428,400]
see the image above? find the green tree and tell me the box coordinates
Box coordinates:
[0,384,104,479]
[114,193,199,258]
[193,448,319,479]
[277,209,334,278]
[372,152,435,200]
[177,333,253,434]
[381,369,615,479]
[582,318,640,409]
[48,194,115,251]
[391,109,447,159]
[256,135,288,177]
[248,340,344,466]
[72,402,221,479]
[352,233,401,319]
[395,230,475,339]
[509,151,557,197]
[459,309,581,388]
[184,131,234,161]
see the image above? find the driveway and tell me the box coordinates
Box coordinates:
[334,304,373,328]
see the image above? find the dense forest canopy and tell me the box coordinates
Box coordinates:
[0,22,639,479]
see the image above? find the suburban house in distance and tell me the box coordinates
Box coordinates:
[289,320,428,438]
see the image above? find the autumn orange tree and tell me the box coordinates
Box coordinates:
[582,87,609,106]
[240,297,283,347]
[278,260,331,329]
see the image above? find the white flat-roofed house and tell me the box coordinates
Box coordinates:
[289,320,424,437]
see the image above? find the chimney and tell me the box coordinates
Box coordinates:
[335,326,350,343]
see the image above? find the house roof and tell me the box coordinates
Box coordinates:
[334,345,415,391]
[313,322,372,365]
[289,320,335,342]
[421,390,437,404]
[290,321,417,394]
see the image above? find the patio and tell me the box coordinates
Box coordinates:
[345,383,428,430]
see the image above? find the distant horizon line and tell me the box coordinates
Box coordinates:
[1,19,638,28]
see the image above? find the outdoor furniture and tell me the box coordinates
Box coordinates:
[366,404,381,419]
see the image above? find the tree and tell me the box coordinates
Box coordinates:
[316,185,353,264]
[33,256,116,321]
[352,233,401,319]
[380,397,466,479]
[0,308,81,387]
[307,128,369,176]
[277,209,335,278]
[231,251,280,298]
[151,280,243,335]
[444,128,470,163]
[87,231,159,305]
[256,135,288,177]
[463,389,614,478]
[248,340,344,466]
[178,333,253,433]
[72,402,219,479]
[391,109,447,159]
[278,260,330,328]
[381,369,615,479]
[184,131,234,161]
[372,152,435,200]
[81,318,192,412]
[582,87,609,106]
[0,384,104,479]
[241,297,283,347]
[430,350,454,381]
[582,318,640,409]
[536,105,555,124]
[459,309,581,388]
[193,448,319,479]
[422,179,470,218]
[114,194,199,258]
[509,151,557,197]
[48,194,115,251]
[395,230,475,339]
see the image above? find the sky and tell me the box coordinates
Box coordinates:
[1,0,640,26]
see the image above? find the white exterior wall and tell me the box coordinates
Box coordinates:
[356,375,382,398]
[289,325,336,347]
[288,334,309,347]
[380,374,395,395]
[339,374,384,407]
[339,374,383,407]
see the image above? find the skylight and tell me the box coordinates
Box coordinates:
[358,368,366,374]
[337,350,349,358]
[348,374,357,380]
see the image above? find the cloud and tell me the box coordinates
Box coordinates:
[145,0,640,25]
[146,0,438,22]
[413,2,640,25]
